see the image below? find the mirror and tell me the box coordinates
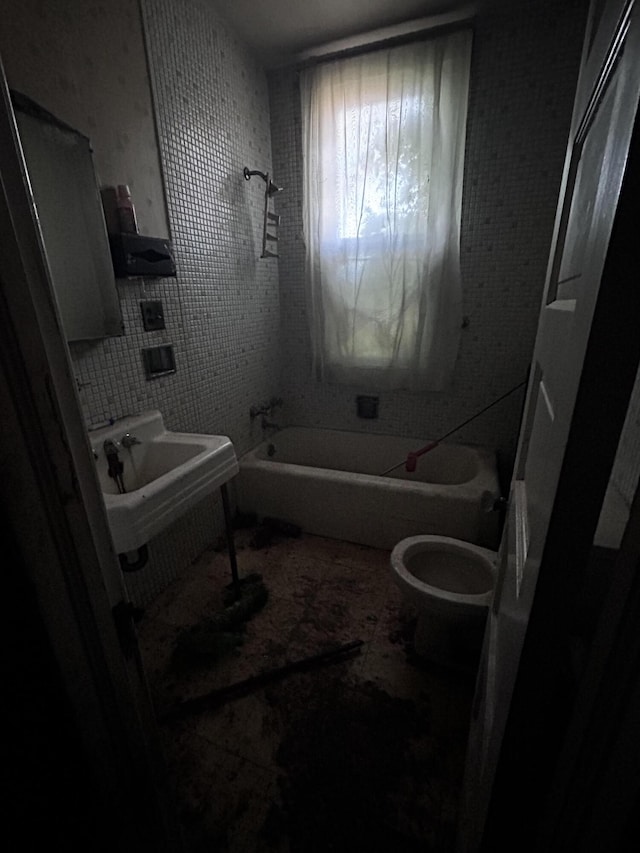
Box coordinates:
[13,92,123,342]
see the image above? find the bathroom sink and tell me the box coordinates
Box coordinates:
[89,411,238,553]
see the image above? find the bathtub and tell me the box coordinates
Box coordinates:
[236,427,501,550]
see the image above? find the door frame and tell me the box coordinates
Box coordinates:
[0,55,181,849]
[480,1,640,848]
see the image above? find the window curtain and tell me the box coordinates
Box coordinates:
[300,30,472,391]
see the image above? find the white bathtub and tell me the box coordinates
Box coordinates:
[236,427,501,550]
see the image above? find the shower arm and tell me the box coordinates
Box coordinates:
[243,165,283,259]
[243,167,268,183]
[243,166,282,197]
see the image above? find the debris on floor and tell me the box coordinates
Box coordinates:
[262,670,441,852]
[163,640,364,722]
[175,573,268,661]
[137,529,474,852]
[250,517,302,550]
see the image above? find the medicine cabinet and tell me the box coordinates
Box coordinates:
[13,92,123,342]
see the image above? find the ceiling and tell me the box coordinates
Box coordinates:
[211,0,473,67]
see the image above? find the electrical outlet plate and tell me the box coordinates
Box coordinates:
[140,299,165,331]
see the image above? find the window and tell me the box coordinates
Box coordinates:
[300,30,472,391]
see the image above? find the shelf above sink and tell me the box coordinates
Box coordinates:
[90,411,238,554]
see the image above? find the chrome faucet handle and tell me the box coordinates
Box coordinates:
[121,433,141,449]
[103,438,120,455]
[250,404,269,418]
[251,397,283,419]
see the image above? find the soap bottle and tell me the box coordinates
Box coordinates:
[116,184,138,233]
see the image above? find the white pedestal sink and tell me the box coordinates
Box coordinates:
[89,411,238,554]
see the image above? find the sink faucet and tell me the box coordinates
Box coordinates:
[250,396,283,419]
[121,433,141,449]
[104,439,126,493]
[103,438,120,456]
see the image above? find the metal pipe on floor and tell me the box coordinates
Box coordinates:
[160,639,365,722]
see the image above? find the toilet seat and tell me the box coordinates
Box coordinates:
[390,534,497,666]
[391,535,497,617]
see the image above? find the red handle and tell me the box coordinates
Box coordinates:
[405,441,439,472]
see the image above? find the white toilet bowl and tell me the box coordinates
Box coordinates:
[390,535,497,668]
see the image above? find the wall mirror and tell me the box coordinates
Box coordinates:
[12,92,123,342]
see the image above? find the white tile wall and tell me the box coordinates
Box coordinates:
[0,0,169,239]
[142,0,281,448]
[268,0,588,473]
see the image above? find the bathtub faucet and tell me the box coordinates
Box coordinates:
[261,416,281,433]
[121,433,141,449]
[250,396,283,419]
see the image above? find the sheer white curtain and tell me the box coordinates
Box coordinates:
[301,30,472,391]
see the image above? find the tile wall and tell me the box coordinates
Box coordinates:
[0,0,168,239]
[268,0,589,473]
[124,0,282,604]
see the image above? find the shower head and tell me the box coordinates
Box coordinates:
[243,166,267,182]
[244,166,283,196]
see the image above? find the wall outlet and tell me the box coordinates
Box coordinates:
[140,299,165,331]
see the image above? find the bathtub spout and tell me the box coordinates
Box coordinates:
[261,417,280,433]
[250,397,283,420]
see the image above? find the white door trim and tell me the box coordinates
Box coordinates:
[0,55,181,849]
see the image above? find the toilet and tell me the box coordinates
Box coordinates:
[391,535,497,668]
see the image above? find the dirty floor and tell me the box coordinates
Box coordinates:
[136,528,475,852]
